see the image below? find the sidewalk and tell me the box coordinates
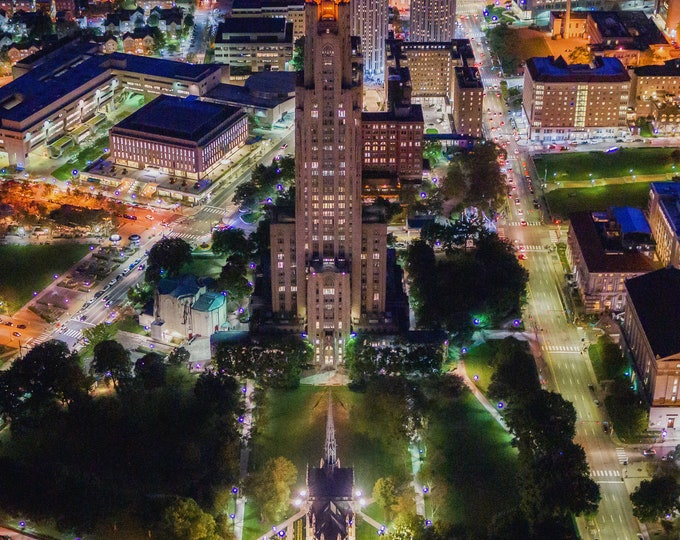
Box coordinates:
[233,379,255,540]
[456,359,509,432]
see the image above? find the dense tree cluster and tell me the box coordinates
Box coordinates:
[247,457,297,523]
[442,143,506,210]
[486,338,600,536]
[631,474,680,523]
[0,340,242,535]
[405,235,527,339]
[233,156,295,212]
[211,227,255,301]
[345,336,445,382]
[145,237,193,283]
[214,336,312,389]
[486,23,522,74]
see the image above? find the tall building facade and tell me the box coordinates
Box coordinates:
[270,0,387,367]
[350,0,388,80]
[409,0,456,42]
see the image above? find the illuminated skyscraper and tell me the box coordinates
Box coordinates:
[350,0,388,80]
[270,0,387,367]
[409,0,456,42]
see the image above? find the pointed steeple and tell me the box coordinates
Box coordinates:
[324,390,337,473]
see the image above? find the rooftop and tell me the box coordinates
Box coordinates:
[526,56,630,83]
[626,267,680,358]
[193,291,226,312]
[588,11,667,48]
[651,182,680,235]
[569,211,658,273]
[218,17,287,35]
[635,58,680,77]
[362,103,424,123]
[232,0,304,9]
[455,66,483,88]
[112,95,244,143]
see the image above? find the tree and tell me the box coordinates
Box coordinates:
[486,23,521,74]
[134,352,167,390]
[91,340,132,390]
[217,262,252,300]
[212,228,253,265]
[422,140,443,165]
[248,457,297,522]
[182,13,194,36]
[487,338,540,405]
[162,497,219,540]
[146,237,192,281]
[291,36,304,71]
[631,475,680,523]
[168,346,190,366]
[568,46,593,64]
[373,477,399,521]
[82,322,116,348]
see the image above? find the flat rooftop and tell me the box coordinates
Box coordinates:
[455,66,483,88]
[651,182,680,235]
[362,104,424,123]
[569,211,659,273]
[232,0,303,9]
[0,45,226,127]
[626,267,680,358]
[526,56,630,83]
[112,95,244,142]
[218,17,287,35]
[635,59,680,77]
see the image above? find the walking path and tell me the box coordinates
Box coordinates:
[234,379,255,540]
[457,358,509,432]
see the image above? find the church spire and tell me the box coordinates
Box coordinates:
[324,390,337,473]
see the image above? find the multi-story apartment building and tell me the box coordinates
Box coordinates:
[230,0,305,41]
[523,56,630,141]
[624,267,680,430]
[409,0,455,42]
[110,95,247,180]
[350,0,387,80]
[566,208,659,313]
[269,0,388,367]
[632,59,680,118]
[361,105,424,182]
[647,182,680,268]
[213,18,294,73]
[453,66,483,137]
[384,38,474,100]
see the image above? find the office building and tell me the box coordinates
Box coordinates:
[623,267,680,430]
[648,182,680,268]
[362,104,424,182]
[351,0,388,80]
[566,208,659,314]
[110,95,247,180]
[523,56,630,141]
[632,59,680,118]
[231,0,306,41]
[213,17,294,74]
[269,0,388,367]
[409,0,455,42]
[452,66,483,137]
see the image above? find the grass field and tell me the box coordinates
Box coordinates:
[0,244,90,313]
[461,342,499,395]
[546,182,652,219]
[245,386,411,539]
[426,390,519,536]
[52,136,110,181]
[535,147,680,183]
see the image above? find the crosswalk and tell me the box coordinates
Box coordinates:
[616,447,628,464]
[507,220,542,227]
[591,469,621,479]
[165,231,202,242]
[544,344,581,353]
[520,244,546,252]
[31,327,82,346]
[200,206,226,215]
[549,230,560,243]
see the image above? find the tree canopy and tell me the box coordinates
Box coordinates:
[146,237,193,282]
[631,475,680,523]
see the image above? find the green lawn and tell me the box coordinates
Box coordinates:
[52,136,110,181]
[252,386,410,493]
[181,255,225,279]
[462,342,498,395]
[535,147,680,183]
[425,391,519,536]
[546,182,653,219]
[0,244,90,314]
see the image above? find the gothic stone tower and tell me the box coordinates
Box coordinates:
[270,0,387,368]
